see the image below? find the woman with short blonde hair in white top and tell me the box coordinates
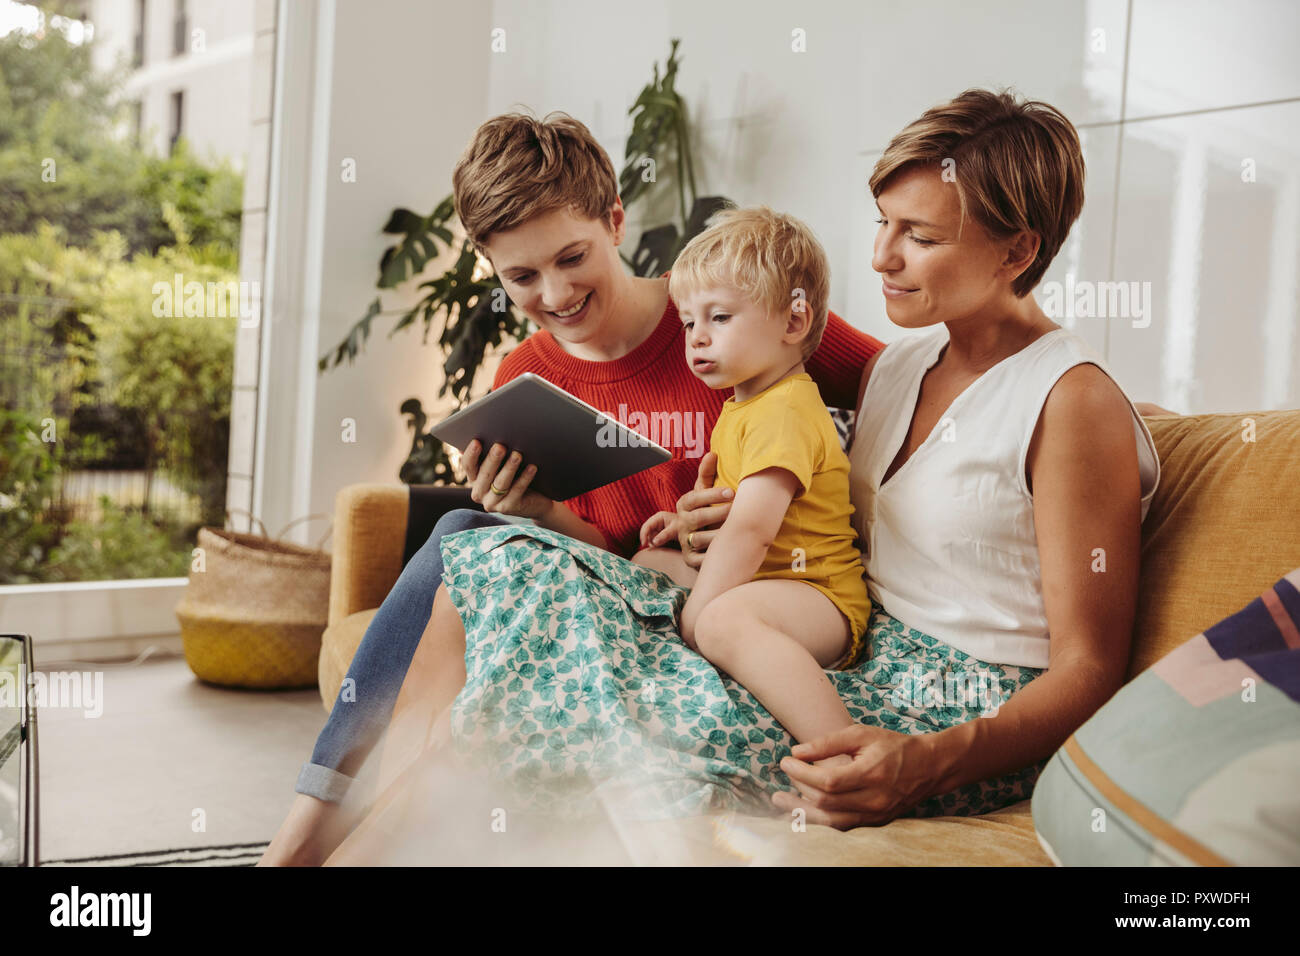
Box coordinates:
[678,87,1161,827]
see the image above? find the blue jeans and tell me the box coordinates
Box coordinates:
[295,508,512,802]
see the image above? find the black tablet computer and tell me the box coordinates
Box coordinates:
[429,373,672,501]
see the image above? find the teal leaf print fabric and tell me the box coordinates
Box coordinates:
[440,525,1048,822]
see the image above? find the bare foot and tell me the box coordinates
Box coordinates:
[259,793,361,867]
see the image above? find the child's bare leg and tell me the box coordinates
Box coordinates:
[694,580,855,767]
[631,546,698,588]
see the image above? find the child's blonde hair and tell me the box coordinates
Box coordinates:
[452,110,619,252]
[668,206,830,360]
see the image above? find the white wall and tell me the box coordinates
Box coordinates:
[302,0,497,532]
[248,0,494,538]
[252,0,1300,542]
[474,0,1300,414]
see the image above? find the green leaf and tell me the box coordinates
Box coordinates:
[317,296,381,370]
[375,195,460,288]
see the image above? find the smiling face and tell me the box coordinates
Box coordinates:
[872,165,1030,330]
[482,202,629,350]
[677,283,804,400]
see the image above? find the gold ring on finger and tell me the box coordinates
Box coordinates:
[687,532,696,550]
[490,483,508,496]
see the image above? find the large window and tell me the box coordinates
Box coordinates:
[0,2,253,596]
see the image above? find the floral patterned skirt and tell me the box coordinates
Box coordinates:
[441,525,1048,822]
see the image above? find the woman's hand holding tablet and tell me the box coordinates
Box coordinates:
[464,439,553,520]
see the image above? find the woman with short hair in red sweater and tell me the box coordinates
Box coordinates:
[261,110,881,865]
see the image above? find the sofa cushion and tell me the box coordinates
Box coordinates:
[648,798,1050,865]
[318,608,378,712]
[327,780,1048,865]
[1131,410,1300,679]
[1032,568,1300,865]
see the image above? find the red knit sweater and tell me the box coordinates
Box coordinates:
[492,293,884,557]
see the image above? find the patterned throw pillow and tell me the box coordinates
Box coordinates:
[828,407,855,452]
[1031,568,1300,866]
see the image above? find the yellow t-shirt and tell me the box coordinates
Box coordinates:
[710,373,871,665]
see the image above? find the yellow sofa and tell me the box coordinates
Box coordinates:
[317,410,1300,865]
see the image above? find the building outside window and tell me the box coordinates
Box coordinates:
[168,88,183,154]
[172,0,185,56]
[131,0,143,66]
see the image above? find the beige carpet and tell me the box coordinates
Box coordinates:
[33,650,326,864]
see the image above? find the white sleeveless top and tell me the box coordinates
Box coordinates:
[848,326,1160,669]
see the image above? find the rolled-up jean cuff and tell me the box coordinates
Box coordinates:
[295,762,353,803]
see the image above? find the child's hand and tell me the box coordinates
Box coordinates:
[639,510,679,550]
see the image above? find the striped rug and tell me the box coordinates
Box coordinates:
[41,842,270,867]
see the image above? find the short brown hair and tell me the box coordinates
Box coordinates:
[668,206,830,360]
[869,88,1085,297]
[452,110,619,251]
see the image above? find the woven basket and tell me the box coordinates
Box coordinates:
[175,513,332,689]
